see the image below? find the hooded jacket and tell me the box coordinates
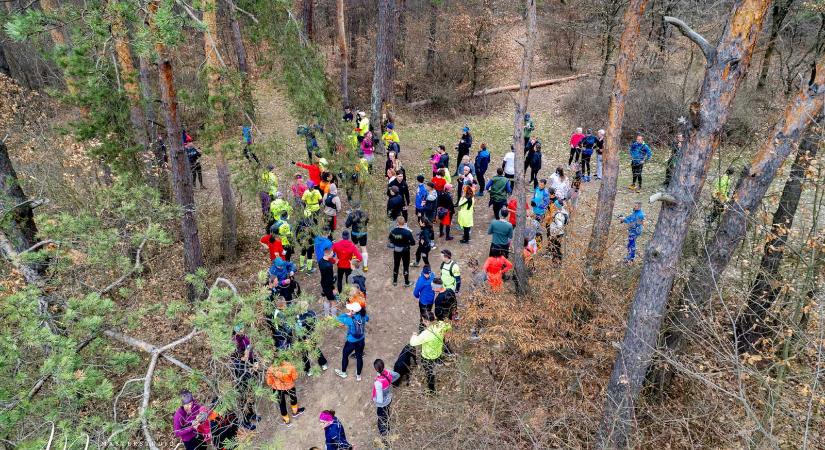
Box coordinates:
[268,259,297,284]
[173,401,211,443]
[331,239,362,269]
[266,361,298,391]
[629,142,653,164]
[413,272,435,305]
[410,321,452,360]
[475,149,491,174]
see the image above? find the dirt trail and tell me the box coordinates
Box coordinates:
[192,80,658,449]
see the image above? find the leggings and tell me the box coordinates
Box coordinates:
[423,358,437,392]
[377,404,391,436]
[568,147,580,165]
[302,348,328,373]
[581,153,592,176]
[392,249,411,283]
[191,163,203,187]
[341,339,365,375]
[337,267,352,292]
[276,388,297,417]
[462,227,471,241]
[631,162,644,187]
[439,223,451,239]
[529,167,539,188]
[491,200,505,220]
[415,245,430,266]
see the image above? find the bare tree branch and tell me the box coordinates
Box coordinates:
[222,0,259,24]
[664,16,715,61]
[99,230,150,294]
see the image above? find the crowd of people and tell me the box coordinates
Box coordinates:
[170,107,680,449]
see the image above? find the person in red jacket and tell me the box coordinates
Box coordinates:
[260,233,285,262]
[331,230,363,292]
[506,197,518,227]
[568,127,585,165]
[293,158,327,188]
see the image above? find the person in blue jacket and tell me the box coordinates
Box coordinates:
[319,410,351,450]
[530,179,550,221]
[628,134,653,191]
[268,257,297,303]
[474,143,491,196]
[413,265,435,330]
[335,302,369,381]
[414,175,428,218]
[619,201,645,262]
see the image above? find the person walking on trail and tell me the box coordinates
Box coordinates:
[455,127,473,174]
[372,359,399,439]
[665,132,684,188]
[267,213,294,261]
[260,230,285,263]
[546,203,569,262]
[386,185,405,224]
[707,167,734,224]
[482,254,513,291]
[320,410,352,450]
[335,302,369,381]
[262,164,279,198]
[382,123,400,154]
[174,390,211,450]
[413,265,435,329]
[268,257,297,304]
[231,324,259,430]
[387,172,410,220]
[414,216,435,267]
[388,215,416,287]
[502,146,516,181]
[293,158,325,188]
[241,125,260,165]
[318,246,338,316]
[410,311,452,393]
[568,127,585,165]
[414,175,428,218]
[580,129,598,182]
[549,167,570,203]
[457,187,475,244]
[265,359,305,427]
[185,142,205,189]
[422,181,438,222]
[485,167,512,220]
[323,184,342,237]
[619,201,645,263]
[331,230,363,293]
[360,130,375,163]
[474,143,491,196]
[628,134,653,191]
[385,151,404,180]
[293,301,329,375]
[436,184,456,240]
[269,191,292,222]
[302,183,323,217]
[344,202,370,272]
[439,249,461,295]
[295,216,317,273]
[595,129,605,180]
[355,110,370,143]
[456,163,475,202]
[290,174,308,206]
[527,142,543,188]
[488,209,513,257]
[523,113,535,145]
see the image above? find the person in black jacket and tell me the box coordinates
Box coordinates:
[528,143,543,189]
[455,127,473,175]
[413,216,435,267]
[318,246,338,316]
[295,301,329,374]
[437,184,456,241]
[386,186,405,223]
[388,216,416,287]
[386,172,410,221]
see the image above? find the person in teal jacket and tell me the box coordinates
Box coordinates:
[628,134,652,191]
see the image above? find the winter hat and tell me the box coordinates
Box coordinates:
[358,111,366,117]
[462,126,470,133]
[342,230,351,240]
[445,183,453,191]
[180,390,193,405]
[274,258,286,268]
[431,279,443,290]
[319,411,335,422]
[525,113,531,119]
[267,164,275,171]
[387,123,394,129]
[275,191,283,199]
[318,158,329,167]
[422,265,432,275]
[346,302,362,313]
[233,324,243,333]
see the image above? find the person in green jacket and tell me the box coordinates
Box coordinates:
[410,311,451,392]
[456,187,475,244]
[707,167,734,224]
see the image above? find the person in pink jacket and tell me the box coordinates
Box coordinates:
[360,131,375,163]
[173,390,211,450]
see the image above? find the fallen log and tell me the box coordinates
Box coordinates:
[407,73,590,108]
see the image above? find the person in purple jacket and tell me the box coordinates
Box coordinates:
[173,390,211,449]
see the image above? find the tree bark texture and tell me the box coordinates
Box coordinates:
[735,119,822,353]
[425,0,438,76]
[203,0,238,261]
[150,1,205,299]
[0,43,10,77]
[39,0,77,95]
[228,3,254,119]
[336,0,350,106]
[655,54,825,367]
[0,140,39,253]
[756,0,795,90]
[511,0,536,296]
[586,0,650,273]
[370,0,397,152]
[598,1,771,447]
[301,0,314,41]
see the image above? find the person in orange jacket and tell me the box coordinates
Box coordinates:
[482,254,513,291]
[266,359,305,426]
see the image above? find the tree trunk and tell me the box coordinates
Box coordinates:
[511,0,536,296]
[735,119,822,353]
[349,7,359,70]
[370,0,397,153]
[336,0,350,106]
[649,55,825,390]
[109,0,150,156]
[150,0,205,300]
[228,2,254,119]
[586,0,650,273]
[0,43,10,77]
[598,1,771,447]
[0,140,39,253]
[39,0,77,95]
[756,0,795,90]
[301,0,314,41]
[203,0,238,261]
[598,27,615,93]
[425,0,438,76]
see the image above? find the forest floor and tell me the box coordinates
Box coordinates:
[179,78,669,449]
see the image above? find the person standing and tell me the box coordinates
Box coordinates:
[331,231,363,293]
[185,142,205,189]
[546,203,569,262]
[579,129,598,182]
[355,111,369,143]
[295,216,317,273]
[474,143,491,196]
[409,312,452,393]
[323,184,342,237]
[707,167,734,224]
[487,210,513,257]
[548,167,570,202]
[568,127,585,165]
[485,167,512,220]
[628,134,653,191]
[527,142,543,188]
[438,249,461,295]
[344,203,370,272]
[413,265,435,328]
[502,146,516,182]
[387,172,410,221]
[386,186,405,224]
[372,359,399,439]
[482,254,513,291]
[382,123,400,154]
[414,216,435,267]
[530,179,550,222]
[523,113,535,146]
[414,175,428,218]
[456,187,474,244]
[320,410,352,449]
[456,126,473,174]
[295,301,329,374]
[595,129,605,180]
[665,132,684,188]
[265,360,305,427]
[335,302,369,381]
[388,215,416,287]
[619,202,645,262]
[318,246,338,316]
[437,184,456,241]
[173,391,211,450]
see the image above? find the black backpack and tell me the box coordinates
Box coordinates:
[324,194,337,209]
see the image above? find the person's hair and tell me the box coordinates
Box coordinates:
[539,178,547,185]
[321,410,336,417]
[480,142,487,149]
[501,209,509,218]
[322,171,332,181]
[388,151,396,159]
[556,167,565,178]
[467,257,479,269]
[420,217,432,228]
[396,215,406,226]
[496,167,504,175]
[374,358,385,373]
[390,186,399,195]
[417,174,425,182]
[576,127,583,133]
[463,188,474,208]
[636,134,643,139]
[422,311,436,322]
[426,181,435,188]
[438,144,446,151]
[440,248,452,258]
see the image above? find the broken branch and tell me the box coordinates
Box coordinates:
[649,192,678,205]
[664,16,715,61]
